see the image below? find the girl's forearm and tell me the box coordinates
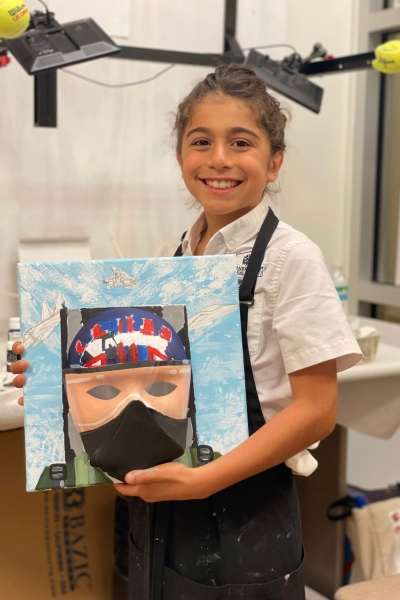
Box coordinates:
[198,392,337,497]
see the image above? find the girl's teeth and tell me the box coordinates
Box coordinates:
[205,180,239,189]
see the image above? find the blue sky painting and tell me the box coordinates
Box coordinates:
[18,256,248,491]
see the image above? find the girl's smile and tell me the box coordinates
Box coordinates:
[178,94,283,228]
[201,177,243,194]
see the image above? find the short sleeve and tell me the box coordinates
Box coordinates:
[272,241,362,374]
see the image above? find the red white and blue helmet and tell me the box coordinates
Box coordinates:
[67,307,187,368]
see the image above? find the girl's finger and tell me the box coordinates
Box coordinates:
[12,342,24,355]
[18,396,24,407]
[10,360,29,375]
[114,483,143,497]
[12,373,26,388]
[125,467,159,485]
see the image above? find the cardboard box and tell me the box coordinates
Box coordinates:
[0,428,117,600]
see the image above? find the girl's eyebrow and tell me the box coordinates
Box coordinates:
[230,126,261,140]
[186,126,260,140]
[186,126,211,138]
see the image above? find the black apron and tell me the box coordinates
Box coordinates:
[128,208,305,600]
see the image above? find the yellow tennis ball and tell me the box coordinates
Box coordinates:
[372,40,400,74]
[0,0,30,39]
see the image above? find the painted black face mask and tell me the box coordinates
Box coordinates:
[79,400,188,481]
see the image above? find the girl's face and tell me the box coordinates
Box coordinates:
[178,94,284,222]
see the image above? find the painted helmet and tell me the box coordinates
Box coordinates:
[67,307,187,368]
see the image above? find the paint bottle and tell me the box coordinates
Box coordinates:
[8,317,21,342]
[6,340,21,372]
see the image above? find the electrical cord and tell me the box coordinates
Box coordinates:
[37,0,49,13]
[62,62,175,88]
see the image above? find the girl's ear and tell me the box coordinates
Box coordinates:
[177,153,183,170]
[266,151,284,183]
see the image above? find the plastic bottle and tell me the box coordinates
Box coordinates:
[8,317,21,342]
[330,264,349,315]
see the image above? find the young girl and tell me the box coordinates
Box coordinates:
[12,64,361,599]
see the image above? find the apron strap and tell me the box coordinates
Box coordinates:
[239,208,279,304]
[173,231,186,257]
[239,208,279,435]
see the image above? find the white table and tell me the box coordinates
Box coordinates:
[338,342,400,439]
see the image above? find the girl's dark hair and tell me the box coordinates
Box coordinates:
[174,63,287,158]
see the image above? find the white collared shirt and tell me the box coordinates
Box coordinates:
[156,199,362,476]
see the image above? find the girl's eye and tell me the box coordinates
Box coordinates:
[193,139,210,146]
[86,385,121,400]
[233,139,250,147]
[145,382,177,397]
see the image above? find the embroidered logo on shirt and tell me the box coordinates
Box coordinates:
[236,252,266,282]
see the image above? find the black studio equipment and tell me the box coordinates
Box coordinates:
[245,47,325,114]
[1,0,399,127]
[3,10,119,75]
[2,4,119,127]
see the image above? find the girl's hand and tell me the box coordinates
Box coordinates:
[114,462,213,502]
[10,342,29,406]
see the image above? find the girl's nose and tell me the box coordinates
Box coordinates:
[207,144,232,170]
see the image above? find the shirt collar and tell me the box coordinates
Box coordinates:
[182,199,270,255]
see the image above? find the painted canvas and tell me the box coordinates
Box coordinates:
[17,256,248,491]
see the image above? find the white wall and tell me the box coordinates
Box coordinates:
[282,0,358,274]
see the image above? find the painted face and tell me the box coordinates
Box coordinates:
[178,94,284,222]
[63,361,191,432]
